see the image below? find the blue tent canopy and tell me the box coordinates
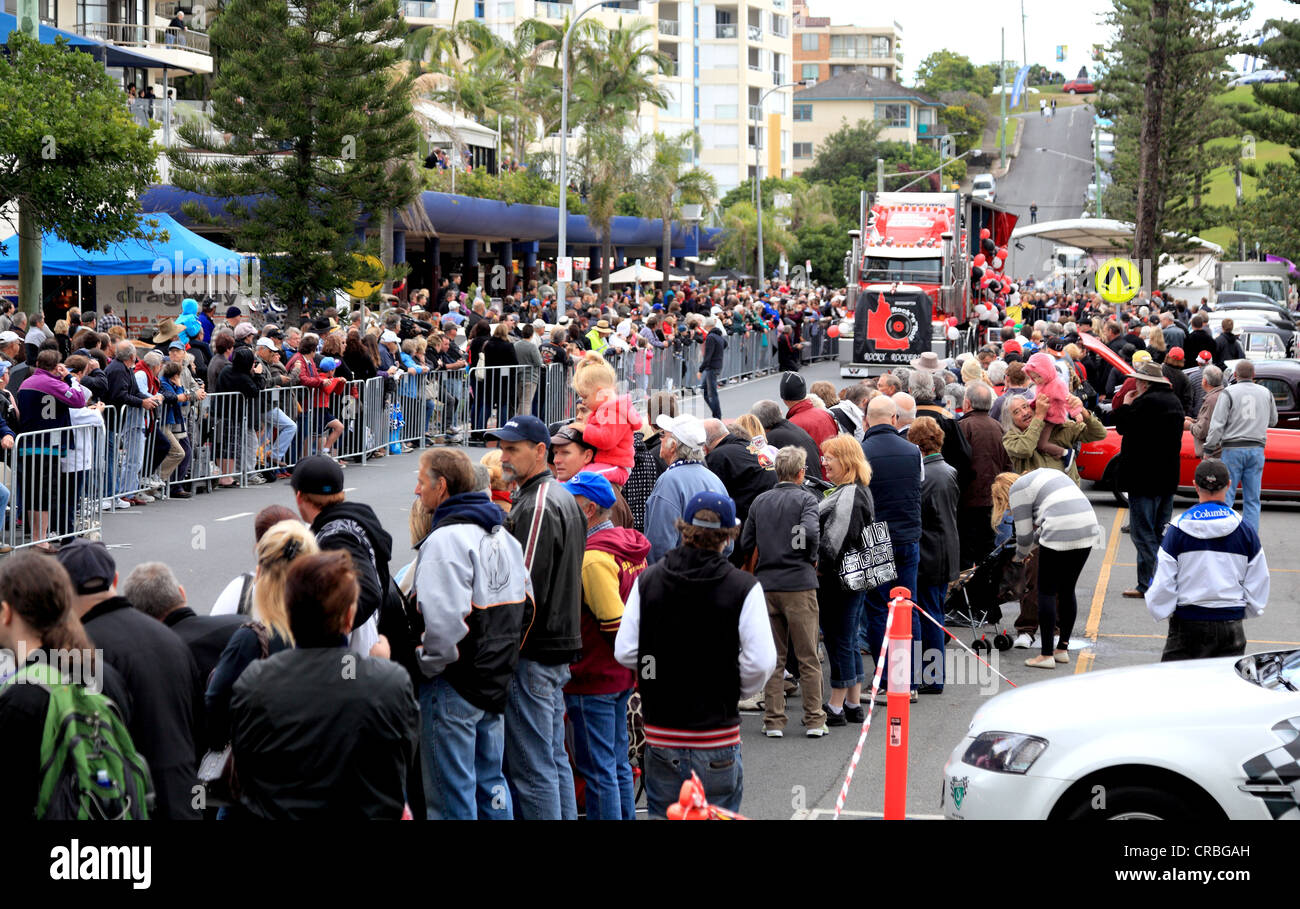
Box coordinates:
[0,12,196,71]
[0,212,250,277]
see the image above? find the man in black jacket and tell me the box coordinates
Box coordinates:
[702,419,776,530]
[1114,362,1185,599]
[1182,313,1215,365]
[104,341,161,505]
[58,540,201,820]
[697,317,727,419]
[487,415,586,820]
[291,456,394,651]
[751,399,823,481]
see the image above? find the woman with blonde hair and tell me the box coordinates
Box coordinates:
[734,411,778,466]
[479,448,513,512]
[205,519,318,749]
[816,435,876,725]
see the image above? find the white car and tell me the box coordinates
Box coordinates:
[941,649,1300,820]
[971,174,996,203]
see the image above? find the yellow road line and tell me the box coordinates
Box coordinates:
[1077,508,1126,675]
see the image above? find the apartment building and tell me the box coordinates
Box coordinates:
[791,0,901,84]
[399,0,794,195]
[790,71,944,174]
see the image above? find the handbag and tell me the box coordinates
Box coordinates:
[474,351,487,383]
[197,621,270,807]
[838,521,898,592]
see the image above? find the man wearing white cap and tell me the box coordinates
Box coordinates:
[444,300,466,327]
[643,414,729,562]
[379,330,401,372]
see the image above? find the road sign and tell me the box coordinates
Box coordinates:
[556,256,573,283]
[344,254,384,300]
[1097,256,1140,304]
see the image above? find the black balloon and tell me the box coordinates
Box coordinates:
[981,237,997,255]
[971,266,984,281]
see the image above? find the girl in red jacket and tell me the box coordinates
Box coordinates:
[572,353,643,487]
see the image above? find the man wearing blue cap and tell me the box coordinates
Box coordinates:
[615,490,776,817]
[486,414,586,820]
[561,471,649,820]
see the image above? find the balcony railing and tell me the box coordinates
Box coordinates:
[828,46,892,60]
[748,104,762,121]
[773,71,786,85]
[715,22,737,38]
[537,1,571,18]
[400,0,443,17]
[747,24,761,40]
[76,22,211,54]
[658,18,679,35]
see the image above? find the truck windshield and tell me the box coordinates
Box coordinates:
[862,256,942,285]
[1235,279,1287,303]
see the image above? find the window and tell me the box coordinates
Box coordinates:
[771,14,787,37]
[875,103,909,128]
[77,0,108,27]
[1259,378,1296,410]
[830,64,860,77]
[793,142,813,158]
[793,103,812,121]
[474,0,484,15]
[863,256,941,284]
[801,32,819,51]
[868,66,891,79]
[830,35,869,58]
[801,63,819,81]
[870,36,891,57]
[918,107,936,126]
[498,1,514,16]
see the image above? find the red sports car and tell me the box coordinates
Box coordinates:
[1062,79,1096,94]
[1072,333,1300,502]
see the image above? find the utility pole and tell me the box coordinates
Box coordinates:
[876,157,884,193]
[999,29,1008,171]
[1094,119,1103,219]
[1235,161,1246,260]
[16,0,41,317]
[1021,0,1028,72]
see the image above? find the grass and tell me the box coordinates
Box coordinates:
[993,84,1093,111]
[993,116,1019,152]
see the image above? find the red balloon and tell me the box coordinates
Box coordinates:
[827,324,840,338]
[980,228,991,240]
[973,254,986,267]
[997,247,1009,260]
[946,316,958,328]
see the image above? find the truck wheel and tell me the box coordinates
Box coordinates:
[1060,785,1196,821]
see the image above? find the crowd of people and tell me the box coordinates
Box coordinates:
[0,275,1277,820]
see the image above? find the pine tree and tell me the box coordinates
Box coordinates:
[171,0,421,326]
[1237,3,1300,162]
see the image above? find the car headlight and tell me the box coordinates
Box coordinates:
[962,731,1049,774]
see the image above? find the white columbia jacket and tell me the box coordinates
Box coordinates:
[1147,502,1269,622]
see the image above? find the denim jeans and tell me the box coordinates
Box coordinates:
[118,426,145,496]
[505,659,577,820]
[0,480,9,531]
[701,368,722,420]
[564,689,635,820]
[916,584,947,690]
[419,676,512,820]
[1128,493,1173,592]
[819,582,865,690]
[861,540,922,685]
[1221,446,1265,533]
[265,407,297,462]
[644,743,742,819]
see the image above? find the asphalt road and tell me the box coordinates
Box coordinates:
[97,361,1300,820]
[1000,104,1097,281]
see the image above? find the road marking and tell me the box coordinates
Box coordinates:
[215,512,253,522]
[1078,508,1126,675]
[792,808,945,820]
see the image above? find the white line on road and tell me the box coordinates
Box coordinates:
[792,808,945,820]
[214,512,253,522]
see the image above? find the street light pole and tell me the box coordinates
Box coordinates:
[755,80,807,287]
[556,0,610,320]
[1094,120,1103,219]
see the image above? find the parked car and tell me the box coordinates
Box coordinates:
[1062,79,1097,94]
[1206,312,1294,357]
[942,648,1300,819]
[971,174,996,203]
[1212,293,1296,320]
[1074,334,1300,501]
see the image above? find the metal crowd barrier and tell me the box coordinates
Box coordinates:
[3,421,106,550]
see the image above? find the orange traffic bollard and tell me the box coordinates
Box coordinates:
[883,586,914,820]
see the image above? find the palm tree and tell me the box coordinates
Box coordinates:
[634,132,717,297]
[719,202,795,278]
[569,19,671,130]
[579,121,646,301]
[499,18,563,162]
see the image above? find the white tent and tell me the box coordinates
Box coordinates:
[1011,218,1223,255]
[412,101,499,150]
[606,263,664,284]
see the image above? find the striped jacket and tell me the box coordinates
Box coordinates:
[1009,468,1103,559]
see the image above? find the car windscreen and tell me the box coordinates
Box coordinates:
[1235,279,1287,303]
[862,257,942,285]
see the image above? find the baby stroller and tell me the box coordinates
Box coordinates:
[944,539,1025,653]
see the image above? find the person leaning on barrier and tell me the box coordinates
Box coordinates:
[16,349,92,550]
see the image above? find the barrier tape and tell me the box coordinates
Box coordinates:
[832,599,895,820]
[913,606,1018,689]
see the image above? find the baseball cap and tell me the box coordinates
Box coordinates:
[1197,350,1213,364]
[1166,346,1185,361]
[550,424,594,450]
[563,471,616,509]
[0,331,20,344]
[1194,458,1230,492]
[226,306,242,318]
[318,357,340,372]
[1003,340,1022,355]
[255,337,278,351]
[655,413,707,449]
[168,340,187,351]
[291,455,345,495]
[683,491,739,529]
[380,330,400,344]
[56,538,117,596]
[1131,350,1152,366]
[448,301,460,310]
[234,323,258,340]
[779,372,807,401]
[485,415,551,446]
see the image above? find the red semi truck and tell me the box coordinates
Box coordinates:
[840,191,1017,376]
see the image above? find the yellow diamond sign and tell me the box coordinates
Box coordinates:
[1097,256,1140,305]
[345,254,384,300]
